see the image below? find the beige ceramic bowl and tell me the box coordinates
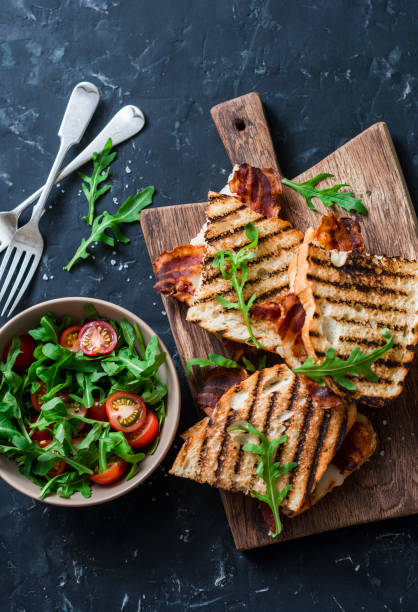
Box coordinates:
[0,297,181,506]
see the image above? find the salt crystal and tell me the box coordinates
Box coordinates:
[125,165,132,174]
[380,450,385,456]
[42,274,48,281]
[110,260,116,266]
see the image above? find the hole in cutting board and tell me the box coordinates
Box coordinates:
[234,118,246,131]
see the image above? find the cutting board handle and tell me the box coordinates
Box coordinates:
[210,92,282,175]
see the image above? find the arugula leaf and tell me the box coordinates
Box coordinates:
[213,222,262,348]
[64,187,154,272]
[84,302,101,321]
[282,173,367,214]
[228,421,296,537]
[293,329,393,390]
[28,313,70,344]
[0,337,23,393]
[186,351,266,375]
[120,318,136,350]
[186,353,242,375]
[79,138,117,226]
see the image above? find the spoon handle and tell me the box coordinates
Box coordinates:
[30,82,99,222]
[14,105,145,216]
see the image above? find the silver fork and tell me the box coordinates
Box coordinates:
[0,104,145,253]
[0,82,100,317]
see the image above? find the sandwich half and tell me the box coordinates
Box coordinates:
[186,190,303,355]
[280,214,418,406]
[170,365,375,518]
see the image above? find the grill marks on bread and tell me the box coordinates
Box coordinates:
[186,193,303,355]
[293,238,418,406]
[170,366,357,517]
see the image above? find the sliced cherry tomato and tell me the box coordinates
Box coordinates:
[126,409,159,448]
[31,381,48,412]
[106,392,146,433]
[90,459,127,485]
[59,325,81,352]
[58,393,87,431]
[87,398,108,422]
[38,440,66,476]
[78,320,117,357]
[3,334,36,372]
[49,460,66,476]
[28,417,53,443]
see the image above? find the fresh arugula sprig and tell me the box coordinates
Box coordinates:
[79,138,117,226]
[213,222,262,349]
[228,421,297,537]
[293,329,393,390]
[282,173,367,215]
[64,187,154,271]
[186,351,266,375]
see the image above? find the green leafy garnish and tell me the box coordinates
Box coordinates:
[0,315,167,499]
[79,138,117,226]
[213,222,262,348]
[282,173,367,215]
[186,353,242,374]
[186,351,267,375]
[293,329,393,390]
[64,187,154,271]
[228,421,297,537]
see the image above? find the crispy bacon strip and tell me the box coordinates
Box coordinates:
[305,379,342,409]
[229,163,282,218]
[196,367,248,417]
[250,301,282,321]
[313,213,365,252]
[153,244,204,305]
[332,415,377,474]
[276,293,306,359]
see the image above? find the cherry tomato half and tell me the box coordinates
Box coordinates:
[28,417,52,443]
[90,459,127,485]
[38,440,67,476]
[78,321,117,357]
[59,394,87,431]
[3,334,36,372]
[126,409,159,448]
[87,398,108,422]
[31,381,48,412]
[106,392,146,433]
[59,325,81,352]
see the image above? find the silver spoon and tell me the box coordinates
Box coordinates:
[0,104,145,252]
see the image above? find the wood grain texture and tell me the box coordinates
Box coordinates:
[141,93,418,550]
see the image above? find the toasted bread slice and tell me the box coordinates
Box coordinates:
[170,365,357,517]
[186,192,303,355]
[291,228,418,406]
[297,412,377,514]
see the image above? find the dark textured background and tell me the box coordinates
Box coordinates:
[0,1,417,611]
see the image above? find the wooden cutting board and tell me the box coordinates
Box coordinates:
[141,93,418,550]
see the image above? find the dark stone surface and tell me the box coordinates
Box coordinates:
[0,1,416,610]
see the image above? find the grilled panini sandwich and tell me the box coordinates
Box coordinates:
[186,191,303,355]
[282,214,418,406]
[170,365,376,517]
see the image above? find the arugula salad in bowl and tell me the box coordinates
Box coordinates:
[0,298,180,505]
